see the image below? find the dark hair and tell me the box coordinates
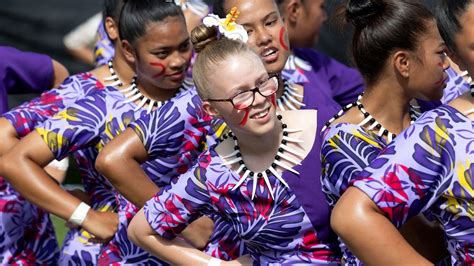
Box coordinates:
[119,0,185,46]
[103,0,124,23]
[344,0,434,85]
[435,0,474,53]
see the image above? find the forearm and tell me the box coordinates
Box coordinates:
[99,158,159,208]
[331,187,431,266]
[0,153,80,220]
[0,118,19,156]
[128,209,213,265]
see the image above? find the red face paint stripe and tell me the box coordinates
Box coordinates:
[239,108,250,126]
[279,27,289,51]
[150,61,166,78]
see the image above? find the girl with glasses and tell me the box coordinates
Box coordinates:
[126,22,341,265]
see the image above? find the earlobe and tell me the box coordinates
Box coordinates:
[122,40,136,64]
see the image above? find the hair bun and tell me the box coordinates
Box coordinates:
[191,24,218,53]
[346,0,385,28]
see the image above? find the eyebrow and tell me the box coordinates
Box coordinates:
[241,11,278,27]
[230,73,268,96]
[151,38,190,51]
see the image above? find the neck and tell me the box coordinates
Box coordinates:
[137,79,181,102]
[233,121,282,159]
[362,81,412,134]
[112,49,135,86]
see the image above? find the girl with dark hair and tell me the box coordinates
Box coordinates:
[0,0,136,264]
[320,0,450,264]
[126,20,342,265]
[330,0,474,264]
[0,0,212,265]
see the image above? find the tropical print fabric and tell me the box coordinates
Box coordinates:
[321,123,390,265]
[442,67,471,104]
[36,84,210,265]
[94,21,115,67]
[0,72,103,265]
[352,105,474,264]
[144,142,341,265]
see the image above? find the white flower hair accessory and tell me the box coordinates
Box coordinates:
[202,7,249,43]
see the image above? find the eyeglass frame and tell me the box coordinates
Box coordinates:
[205,74,279,110]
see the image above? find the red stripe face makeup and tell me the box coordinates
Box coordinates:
[239,108,250,126]
[150,61,166,78]
[279,27,289,51]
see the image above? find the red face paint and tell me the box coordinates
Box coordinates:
[239,108,250,126]
[150,61,166,78]
[279,27,289,51]
[270,94,277,107]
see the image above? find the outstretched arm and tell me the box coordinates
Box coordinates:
[331,187,431,266]
[0,131,118,241]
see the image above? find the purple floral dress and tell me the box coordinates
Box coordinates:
[35,84,211,265]
[352,105,473,264]
[144,131,342,265]
[0,73,103,265]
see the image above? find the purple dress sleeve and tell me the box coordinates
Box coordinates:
[293,48,365,106]
[129,89,212,158]
[2,73,103,137]
[143,154,213,239]
[352,108,457,227]
[35,90,108,160]
[0,46,54,113]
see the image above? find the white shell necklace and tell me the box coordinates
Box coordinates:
[220,114,304,200]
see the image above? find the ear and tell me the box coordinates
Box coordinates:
[121,40,136,65]
[285,0,303,25]
[393,50,411,78]
[202,101,221,118]
[104,17,119,41]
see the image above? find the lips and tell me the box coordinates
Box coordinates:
[260,47,279,64]
[165,70,185,81]
[250,106,270,119]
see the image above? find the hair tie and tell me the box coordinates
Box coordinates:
[202,7,248,43]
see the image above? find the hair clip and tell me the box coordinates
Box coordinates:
[202,7,249,43]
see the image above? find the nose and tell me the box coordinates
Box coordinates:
[169,51,188,70]
[254,27,272,47]
[252,89,268,107]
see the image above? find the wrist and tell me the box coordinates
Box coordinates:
[68,202,91,226]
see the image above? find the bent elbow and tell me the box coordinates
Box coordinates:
[95,150,116,178]
[331,200,353,238]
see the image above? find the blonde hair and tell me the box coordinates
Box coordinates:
[191,24,257,99]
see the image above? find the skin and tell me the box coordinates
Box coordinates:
[128,50,319,265]
[221,0,304,105]
[330,17,474,265]
[122,16,192,102]
[96,15,213,249]
[277,0,327,48]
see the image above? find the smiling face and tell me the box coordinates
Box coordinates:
[204,52,278,136]
[222,0,291,74]
[130,16,192,90]
[451,3,474,78]
[406,20,449,101]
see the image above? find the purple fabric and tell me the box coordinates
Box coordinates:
[0,46,53,114]
[293,48,365,107]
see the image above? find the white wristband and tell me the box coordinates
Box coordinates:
[68,202,91,226]
[208,257,222,266]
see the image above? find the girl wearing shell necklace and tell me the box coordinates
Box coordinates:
[127,20,342,264]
